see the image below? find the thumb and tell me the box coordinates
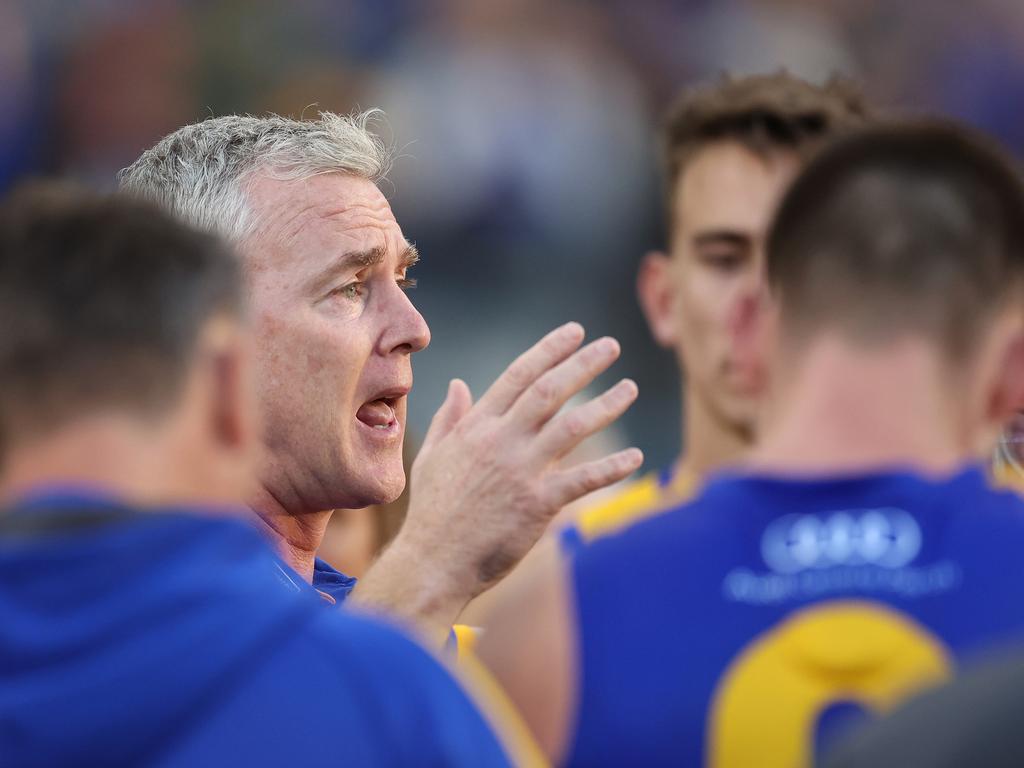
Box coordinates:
[421,378,473,450]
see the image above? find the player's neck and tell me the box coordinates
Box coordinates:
[247,484,333,583]
[751,335,968,476]
[681,387,753,481]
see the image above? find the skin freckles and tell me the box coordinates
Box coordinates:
[243,172,429,519]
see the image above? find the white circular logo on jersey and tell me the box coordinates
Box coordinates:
[761,508,922,574]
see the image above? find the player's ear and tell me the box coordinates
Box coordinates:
[637,250,677,348]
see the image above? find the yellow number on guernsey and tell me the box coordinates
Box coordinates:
[707,600,952,768]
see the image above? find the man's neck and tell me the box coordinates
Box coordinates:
[0,416,233,510]
[680,387,752,482]
[247,484,333,583]
[750,335,969,476]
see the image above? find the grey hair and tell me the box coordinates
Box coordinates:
[117,110,393,242]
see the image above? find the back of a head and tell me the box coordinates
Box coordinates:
[117,110,391,242]
[767,120,1024,359]
[0,183,242,449]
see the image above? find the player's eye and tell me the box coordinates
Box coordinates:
[397,277,417,291]
[701,251,746,272]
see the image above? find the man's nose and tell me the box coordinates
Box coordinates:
[379,283,431,355]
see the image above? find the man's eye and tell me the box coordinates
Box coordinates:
[702,252,745,272]
[332,282,364,300]
[397,277,418,291]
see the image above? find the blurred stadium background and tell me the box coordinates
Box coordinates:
[3,0,1022,468]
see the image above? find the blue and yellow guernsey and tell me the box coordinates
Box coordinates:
[561,465,698,553]
[566,466,1024,767]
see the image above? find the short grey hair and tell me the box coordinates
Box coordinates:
[118,110,392,242]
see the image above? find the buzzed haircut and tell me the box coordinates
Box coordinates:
[0,183,243,445]
[662,72,870,232]
[767,120,1024,357]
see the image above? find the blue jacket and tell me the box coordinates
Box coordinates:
[0,489,513,767]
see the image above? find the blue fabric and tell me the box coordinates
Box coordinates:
[559,524,585,556]
[569,465,1024,766]
[312,557,358,602]
[0,490,511,767]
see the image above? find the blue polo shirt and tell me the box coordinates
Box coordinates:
[308,533,470,657]
[273,554,357,604]
[313,557,358,601]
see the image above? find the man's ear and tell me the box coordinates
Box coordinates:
[637,251,677,349]
[202,320,256,454]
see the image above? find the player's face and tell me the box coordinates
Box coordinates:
[644,141,800,434]
[243,173,429,511]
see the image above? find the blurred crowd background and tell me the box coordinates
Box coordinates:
[4,0,1023,467]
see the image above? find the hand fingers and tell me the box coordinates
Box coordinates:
[545,448,644,509]
[508,336,621,428]
[420,378,473,451]
[537,378,639,460]
[474,322,585,417]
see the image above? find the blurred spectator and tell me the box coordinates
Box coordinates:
[0,1,40,190]
[368,0,654,282]
[691,0,858,84]
[53,2,198,186]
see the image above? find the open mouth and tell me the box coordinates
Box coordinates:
[356,395,400,430]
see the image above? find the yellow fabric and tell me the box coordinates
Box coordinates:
[575,466,698,543]
[454,649,550,768]
[706,600,952,768]
[451,623,480,660]
[992,455,1024,494]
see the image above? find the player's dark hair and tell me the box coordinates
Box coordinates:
[662,71,870,235]
[767,120,1024,356]
[0,182,243,444]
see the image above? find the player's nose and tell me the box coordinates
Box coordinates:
[730,265,767,335]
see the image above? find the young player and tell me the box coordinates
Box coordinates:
[480,121,1024,767]
[569,72,869,545]
[464,72,868,630]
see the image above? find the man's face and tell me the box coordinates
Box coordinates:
[641,140,800,434]
[242,173,430,511]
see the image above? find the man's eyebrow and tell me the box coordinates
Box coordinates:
[400,245,420,269]
[307,247,385,295]
[692,230,752,249]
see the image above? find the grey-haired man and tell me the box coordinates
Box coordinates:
[121,112,641,643]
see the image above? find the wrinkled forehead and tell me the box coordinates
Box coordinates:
[241,172,407,274]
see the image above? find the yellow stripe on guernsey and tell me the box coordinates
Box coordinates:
[992,454,1024,495]
[575,467,698,543]
[707,600,952,768]
[451,624,480,660]
[453,647,550,768]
